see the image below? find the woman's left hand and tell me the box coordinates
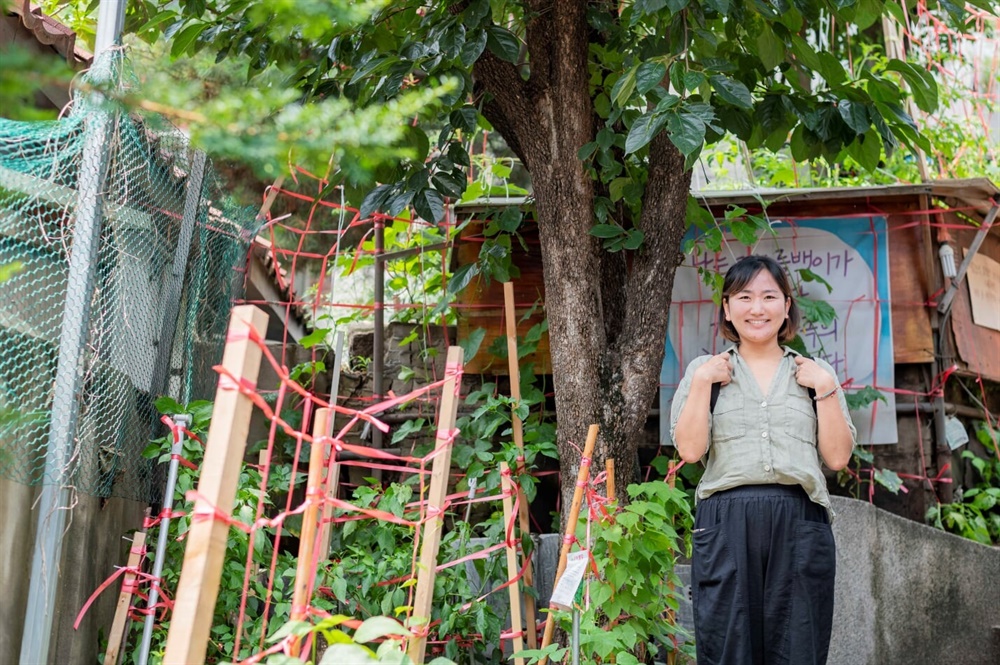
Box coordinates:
[794,356,838,393]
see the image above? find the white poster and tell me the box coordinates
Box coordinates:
[660,216,898,445]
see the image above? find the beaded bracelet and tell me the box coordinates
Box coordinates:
[813,385,839,402]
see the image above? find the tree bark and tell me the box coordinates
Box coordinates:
[474,3,692,525]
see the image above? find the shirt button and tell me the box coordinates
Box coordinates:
[764,465,772,472]
[761,401,767,407]
[762,431,768,438]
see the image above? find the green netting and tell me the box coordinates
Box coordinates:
[0,54,256,503]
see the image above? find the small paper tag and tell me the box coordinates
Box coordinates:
[549,550,588,609]
[944,416,969,451]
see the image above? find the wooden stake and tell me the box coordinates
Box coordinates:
[538,424,599,665]
[162,306,269,665]
[318,331,346,560]
[406,347,464,664]
[289,407,330,658]
[502,281,538,648]
[104,531,146,665]
[499,462,526,665]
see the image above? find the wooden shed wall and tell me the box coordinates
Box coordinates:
[454,192,983,376]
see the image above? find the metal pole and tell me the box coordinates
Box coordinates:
[20,4,125,661]
[148,151,207,402]
[138,414,191,665]
[371,219,384,480]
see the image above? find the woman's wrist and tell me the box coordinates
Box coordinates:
[813,383,840,401]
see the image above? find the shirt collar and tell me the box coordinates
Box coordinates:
[724,345,799,357]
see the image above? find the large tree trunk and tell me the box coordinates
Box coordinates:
[475,3,692,524]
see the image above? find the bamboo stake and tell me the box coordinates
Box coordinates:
[104,531,147,665]
[406,347,464,664]
[605,459,615,503]
[163,306,269,665]
[502,281,538,648]
[499,462,526,665]
[538,424,599,665]
[289,407,330,658]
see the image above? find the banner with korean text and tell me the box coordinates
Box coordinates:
[660,216,897,446]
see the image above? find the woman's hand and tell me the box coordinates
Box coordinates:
[794,356,838,393]
[694,352,733,386]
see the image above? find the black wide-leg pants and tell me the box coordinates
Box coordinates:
[691,484,836,665]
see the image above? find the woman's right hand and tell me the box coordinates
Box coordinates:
[694,352,733,386]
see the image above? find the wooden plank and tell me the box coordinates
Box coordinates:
[455,224,548,374]
[503,281,538,648]
[289,407,330,658]
[499,462,525,665]
[104,531,146,665]
[951,223,1000,382]
[538,425,599,665]
[888,213,935,363]
[406,346,465,664]
[162,305,269,665]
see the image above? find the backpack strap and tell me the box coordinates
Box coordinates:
[708,349,819,414]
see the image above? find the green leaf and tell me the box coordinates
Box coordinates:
[886,59,939,113]
[448,262,480,295]
[790,34,822,72]
[486,26,520,63]
[756,23,785,71]
[497,207,522,233]
[154,396,185,416]
[729,219,758,247]
[845,385,887,411]
[414,188,445,222]
[431,171,466,198]
[299,327,330,349]
[460,29,488,66]
[845,132,882,173]
[590,223,626,239]
[709,75,753,109]
[796,296,836,326]
[319,644,376,664]
[611,66,638,108]
[817,52,847,87]
[686,196,715,230]
[450,106,479,133]
[459,327,487,363]
[170,22,207,58]
[667,111,706,156]
[360,184,393,219]
[838,100,870,134]
[797,267,833,294]
[874,468,903,494]
[625,112,667,154]
[354,616,408,643]
[636,61,667,94]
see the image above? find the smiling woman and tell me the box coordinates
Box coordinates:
[670,255,857,665]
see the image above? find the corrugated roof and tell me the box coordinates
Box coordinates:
[455,178,1000,217]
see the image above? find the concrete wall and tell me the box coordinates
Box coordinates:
[827,496,999,665]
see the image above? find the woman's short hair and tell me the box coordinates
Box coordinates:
[718,255,800,343]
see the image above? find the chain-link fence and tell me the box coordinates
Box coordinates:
[0,56,255,503]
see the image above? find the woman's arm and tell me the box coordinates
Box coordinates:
[672,352,733,464]
[794,356,856,470]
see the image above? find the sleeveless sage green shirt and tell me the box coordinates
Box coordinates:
[669,346,857,521]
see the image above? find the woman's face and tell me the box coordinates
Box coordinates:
[723,268,791,346]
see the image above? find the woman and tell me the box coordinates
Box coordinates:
[670,254,856,665]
